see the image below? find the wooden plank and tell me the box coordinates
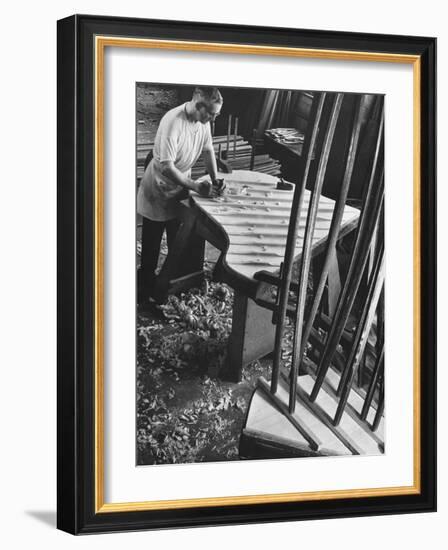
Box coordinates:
[241,392,348,457]
[260,373,367,455]
[239,427,324,459]
[295,374,383,455]
[303,359,385,442]
[257,377,322,451]
[226,254,283,266]
[205,210,340,222]
[206,217,328,228]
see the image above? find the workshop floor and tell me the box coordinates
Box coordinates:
[136,275,273,465]
[136,238,276,465]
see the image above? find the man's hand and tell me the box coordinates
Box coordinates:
[192,179,213,197]
[212,178,226,195]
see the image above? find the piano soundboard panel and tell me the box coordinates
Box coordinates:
[193,170,360,281]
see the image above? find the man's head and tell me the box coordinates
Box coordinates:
[192,87,223,124]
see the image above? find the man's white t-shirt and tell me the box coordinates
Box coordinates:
[137,102,213,221]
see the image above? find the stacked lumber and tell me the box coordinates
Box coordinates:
[192,134,281,178]
[136,134,281,182]
[265,127,305,145]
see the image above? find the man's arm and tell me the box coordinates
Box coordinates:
[202,146,219,183]
[160,161,211,196]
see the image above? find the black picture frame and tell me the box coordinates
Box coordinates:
[57,14,436,534]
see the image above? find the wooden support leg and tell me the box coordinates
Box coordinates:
[225,290,276,382]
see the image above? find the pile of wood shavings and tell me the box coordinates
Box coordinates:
[136,276,270,465]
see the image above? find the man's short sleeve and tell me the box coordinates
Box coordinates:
[158,115,181,163]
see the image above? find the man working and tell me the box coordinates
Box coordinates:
[137,86,223,311]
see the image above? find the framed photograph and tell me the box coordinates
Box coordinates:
[57,14,436,534]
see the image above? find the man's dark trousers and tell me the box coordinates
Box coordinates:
[137,216,180,304]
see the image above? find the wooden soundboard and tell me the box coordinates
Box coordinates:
[192,170,359,282]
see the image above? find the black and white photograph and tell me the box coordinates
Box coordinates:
[0,0,441,542]
[136,83,385,465]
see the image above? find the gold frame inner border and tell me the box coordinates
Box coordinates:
[94,35,422,514]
